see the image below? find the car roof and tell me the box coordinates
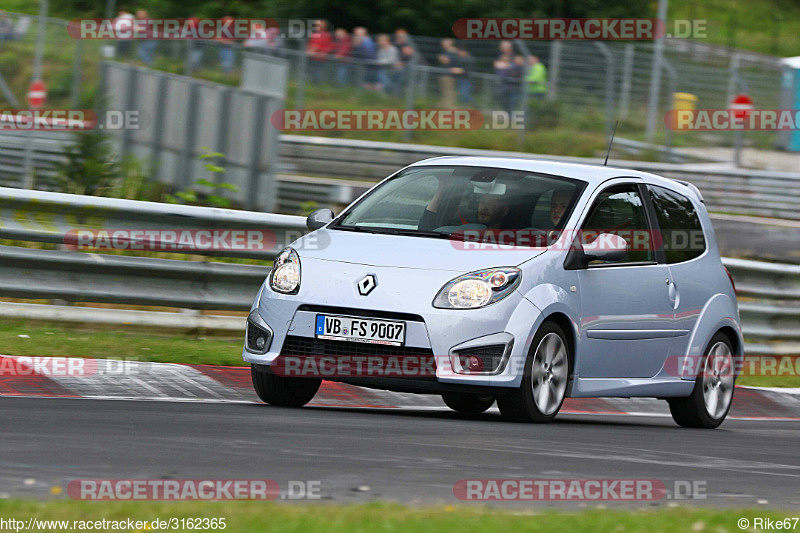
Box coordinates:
[407,156,702,201]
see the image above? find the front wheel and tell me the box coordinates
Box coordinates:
[668,332,735,429]
[497,321,571,423]
[251,365,321,407]
[442,393,495,414]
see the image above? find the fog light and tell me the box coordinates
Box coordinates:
[468,356,483,372]
[255,336,266,350]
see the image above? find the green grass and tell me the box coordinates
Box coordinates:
[735,367,800,388]
[0,500,795,532]
[0,318,246,366]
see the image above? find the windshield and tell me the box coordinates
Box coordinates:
[334,165,586,240]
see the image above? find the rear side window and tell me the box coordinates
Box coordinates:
[648,185,706,263]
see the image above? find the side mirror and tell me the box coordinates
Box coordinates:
[582,233,628,263]
[306,208,334,231]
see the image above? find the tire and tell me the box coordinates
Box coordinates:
[497,321,571,423]
[251,365,321,407]
[442,393,495,414]
[668,332,735,429]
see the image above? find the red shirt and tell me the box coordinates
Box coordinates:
[307,30,334,57]
[332,34,351,57]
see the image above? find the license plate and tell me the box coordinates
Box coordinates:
[315,315,406,346]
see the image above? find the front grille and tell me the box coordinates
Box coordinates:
[278,336,436,377]
[281,335,433,358]
[454,344,507,374]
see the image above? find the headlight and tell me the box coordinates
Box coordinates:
[269,247,301,294]
[433,267,521,309]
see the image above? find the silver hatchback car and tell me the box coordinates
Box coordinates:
[243,158,743,428]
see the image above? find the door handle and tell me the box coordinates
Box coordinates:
[668,280,680,310]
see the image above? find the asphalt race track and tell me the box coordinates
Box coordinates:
[2,396,799,508]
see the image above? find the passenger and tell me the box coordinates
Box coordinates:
[550,189,572,227]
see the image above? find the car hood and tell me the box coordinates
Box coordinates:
[292,228,546,272]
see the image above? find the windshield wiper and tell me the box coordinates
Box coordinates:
[391,229,452,239]
[333,226,452,239]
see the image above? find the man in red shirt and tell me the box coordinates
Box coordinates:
[307,19,334,82]
[332,28,352,86]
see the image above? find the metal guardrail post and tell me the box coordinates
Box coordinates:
[594,42,616,139]
[296,40,307,110]
[71,38,82,109]
[726,53,742,106]
[214,87,232,186]
[246,95,267,211]
[514,40,530,149]
[179,81,201,191]
[547,41,561,102]
[121,65,138,159]
[662,58,678,162]
[619,44,635,120]
[148,73,168,178]
[185,40,195,76]
[404,57,418,142]
[646,0,668,143]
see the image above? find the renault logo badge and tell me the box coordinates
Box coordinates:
[357,274,377,296]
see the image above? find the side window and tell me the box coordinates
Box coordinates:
[648,185,706,263]
[582,185,654,265]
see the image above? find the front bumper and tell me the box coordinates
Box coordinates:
[242,257,541,388]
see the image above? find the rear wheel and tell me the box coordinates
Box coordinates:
[497,321,571,423]
[668,332,735,429]
[251,365,321,407]
[442,393,495,414]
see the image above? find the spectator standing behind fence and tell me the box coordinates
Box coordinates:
[113,9,134,57]
[453,47,474,105]
[438,39,458,109]
[332,28,352,86]
[494,41,523,114]
[526,55,547,99]
[0,12,12,41]
[136,10,156,65]
[393,28,410,49]
[394,43,417,95]
[216,16,237,73]
[185,16,204,70]
[376,34,399,93]
[307,20,333,82]
[351,27,376,89]
[244,20,281,54]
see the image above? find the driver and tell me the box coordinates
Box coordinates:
[476,193,509,230]
[419,178,511,232]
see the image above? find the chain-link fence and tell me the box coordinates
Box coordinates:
[99,32,783,149]
[0,10,788,155]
